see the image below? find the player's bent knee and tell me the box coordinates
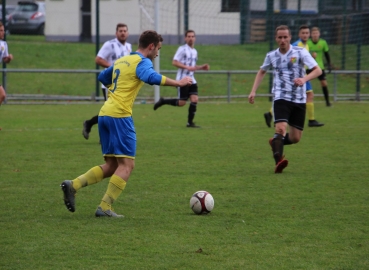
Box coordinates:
[274,122,287,135]
[123,158,135,171]
[288,131,302,143]
[291,137,301,143]
[274,127,286,135]
[190,97,198,103]
[101,164,118,178]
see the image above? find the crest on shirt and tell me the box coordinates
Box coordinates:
[0,46,4,51]
[290,57,296,63]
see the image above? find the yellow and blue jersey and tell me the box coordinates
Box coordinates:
[292,39,309,52]
[98,52,167,118]
[292,39,313,91]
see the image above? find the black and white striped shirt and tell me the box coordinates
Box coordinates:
[97,38,132,89]
[0,40,9,63]
[97,38,132,65]
[173,44,198,84]
[261,46,318,103]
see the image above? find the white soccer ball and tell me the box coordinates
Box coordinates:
[190,190,214,215]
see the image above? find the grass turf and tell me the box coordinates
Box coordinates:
[0,101,368,269]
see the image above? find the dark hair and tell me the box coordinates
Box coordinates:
[138,30,163,49]
[185,30,195,37]
[275,25,290,36]
[299,25,310,31]
[116,23,128,32]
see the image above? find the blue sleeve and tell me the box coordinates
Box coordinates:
[292,40,298,46]
[98,65,113,86]
[136,58,163,85]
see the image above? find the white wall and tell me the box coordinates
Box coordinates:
[91,0,141,36]
[189,0,239,35]
[250,0,318,12]
[287,0,318,12]
[45,0,80,37]
[45,0,240,41]
[44,0,318,43]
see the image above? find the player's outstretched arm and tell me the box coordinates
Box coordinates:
[163,76,193,87]
[172,60,196,72]
[196,64,210,71]
[248,69,267,104]
[137,59,193,87]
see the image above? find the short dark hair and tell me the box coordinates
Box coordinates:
[299,25,310,31]
[138,30,163,49]
[116,23,128,32]
[275,25,290,36]
[185,30,195,37]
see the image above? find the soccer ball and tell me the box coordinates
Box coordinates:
[190,191,214,215]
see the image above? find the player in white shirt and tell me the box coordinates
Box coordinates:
[248,25,322,174]
[0,22,13,107]
[82,23,132,139]
[153,30,209,128]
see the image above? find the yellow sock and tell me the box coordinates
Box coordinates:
[269,107,273,115]
[100,175,127,211]
[72,166,104,191]
[306,102,314,120]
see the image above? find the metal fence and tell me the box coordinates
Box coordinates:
[1,69,369,104]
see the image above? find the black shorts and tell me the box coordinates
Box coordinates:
[178,84,198,100]
[307,69,326,81]
[273,99,306,130]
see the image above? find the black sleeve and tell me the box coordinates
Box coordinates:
[324,51,331,65]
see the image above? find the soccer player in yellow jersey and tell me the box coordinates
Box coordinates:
[82,23,132,140]
[61,30,193,217]
[292,25,324,127]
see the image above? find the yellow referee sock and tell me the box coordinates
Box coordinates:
[72,166,104,191]
[100,175,127,211]
[306,102,315,121]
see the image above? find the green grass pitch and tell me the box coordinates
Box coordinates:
[1,101,368,269]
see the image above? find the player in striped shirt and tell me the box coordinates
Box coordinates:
[249,25,322,173]
[0,22,13,106]
[263,25,324,128]
[153,30,209,128]
[82,23,132,140]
